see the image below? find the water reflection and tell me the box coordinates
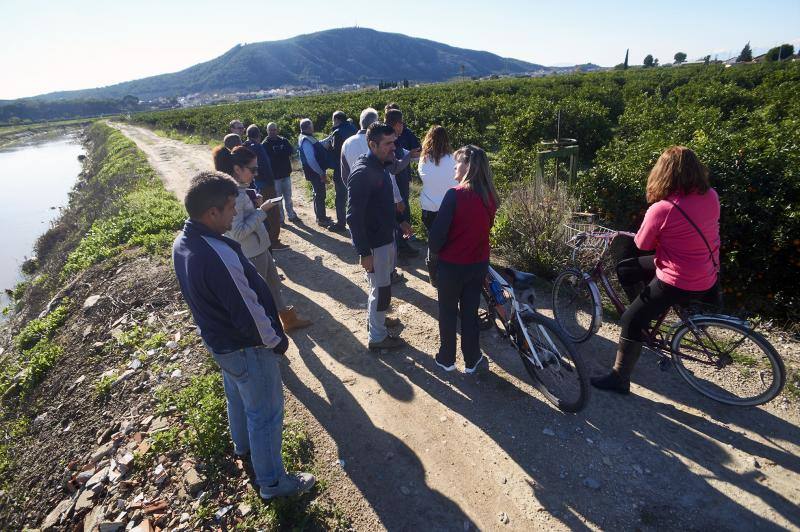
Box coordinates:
[0,134,83,307]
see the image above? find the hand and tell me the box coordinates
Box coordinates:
[254,194,264,207]
[409,148,422,158]
[399,222,413,238]
[395,201,406,213]
[360,255,374,273]
[321,173,329,185]
[260,201,277,212]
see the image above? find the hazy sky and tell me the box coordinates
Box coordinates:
[1,0,798,100]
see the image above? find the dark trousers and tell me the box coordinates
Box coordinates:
[617,255,718,342]
[261,183,281,244]
[308,177,327,223]
[395,176,412,247]
[436,260,488,367]
[422,210,438,284]
[333,172,347,226]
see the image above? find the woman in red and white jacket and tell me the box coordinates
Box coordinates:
[428,145,499,374]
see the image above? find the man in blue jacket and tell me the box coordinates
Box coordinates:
[172,171,315,500]
[347,123,412,351]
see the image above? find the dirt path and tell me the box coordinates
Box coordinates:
[113,123,800,531]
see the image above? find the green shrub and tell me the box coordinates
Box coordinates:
[63,186,185,277]
[158,374,228,462]
[13,301,70,351]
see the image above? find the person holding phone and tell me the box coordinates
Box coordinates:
[347,123,412,351]
[222,146,311,332]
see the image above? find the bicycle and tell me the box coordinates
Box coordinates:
[551,223,786,406]
[480,264,589,412]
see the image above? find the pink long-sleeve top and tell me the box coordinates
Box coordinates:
[634,188,720,292]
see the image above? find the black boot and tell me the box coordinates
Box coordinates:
[591,337,642,395]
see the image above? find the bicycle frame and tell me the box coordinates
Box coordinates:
[486,266,552,371]
[580,234,758,367]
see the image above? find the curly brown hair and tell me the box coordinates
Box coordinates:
[646,146,710,203]
[421,125,452,166]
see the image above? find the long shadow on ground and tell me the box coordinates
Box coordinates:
[278,233,800,529]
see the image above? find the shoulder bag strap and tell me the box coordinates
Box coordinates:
[668,200,719,272]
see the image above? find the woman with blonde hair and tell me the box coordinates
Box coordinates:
[418,125,456,286]
[592,146,721,395]
[428,145,499,373]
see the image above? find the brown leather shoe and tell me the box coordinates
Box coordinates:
[279,306,311,332]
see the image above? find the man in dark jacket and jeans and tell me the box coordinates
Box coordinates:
[327,111,357,232]
[244,125,288,250]
[385,108,421,257]
[172,171,314,499]
[347,123,412,351]
[263,122,298,224]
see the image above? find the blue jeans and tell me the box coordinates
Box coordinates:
[211,346,285,487]
[274,176,296,221]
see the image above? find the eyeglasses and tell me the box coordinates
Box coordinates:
[246,166,258,173]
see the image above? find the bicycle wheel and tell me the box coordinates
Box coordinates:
[670,316,785,406]
[517,313,589,412]
[552,268,602,343]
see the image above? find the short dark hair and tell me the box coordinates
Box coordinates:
[245,124,261,140]
[366,122,395,145]
[385,102,400,112]
[185,171,239,219]
[385,109,403,127]
[332,110,347,122]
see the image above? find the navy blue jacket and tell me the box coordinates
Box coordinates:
[346,152,396,257]
[173,219,288,354]
[394,126,421,185]
[262,136,294,179]
[330,121,357,177]
[244,140,275,189]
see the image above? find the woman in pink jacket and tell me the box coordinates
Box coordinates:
[592,146,721,395]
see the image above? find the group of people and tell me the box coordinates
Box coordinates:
[172,100,721,501]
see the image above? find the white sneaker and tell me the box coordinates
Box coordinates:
[465,355,488,374]
[434,355,455,372]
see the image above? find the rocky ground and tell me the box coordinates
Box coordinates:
[2,123,798,531]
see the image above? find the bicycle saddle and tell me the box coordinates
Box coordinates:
[503,267,536,289]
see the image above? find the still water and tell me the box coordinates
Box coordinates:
[0,134,84,306]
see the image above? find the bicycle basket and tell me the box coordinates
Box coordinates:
[563,221,618,266]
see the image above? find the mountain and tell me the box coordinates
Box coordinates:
[34,27,546,102]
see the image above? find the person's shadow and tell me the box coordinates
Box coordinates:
[280,299,475,530]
